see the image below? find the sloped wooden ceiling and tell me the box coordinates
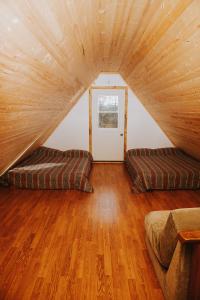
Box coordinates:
[0,0,200,174]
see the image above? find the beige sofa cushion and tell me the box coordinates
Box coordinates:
[159,207,200,267]
[145,208,200,268]
[145,210,171,268]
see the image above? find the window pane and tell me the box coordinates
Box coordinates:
[99,113,118,128]
[98,95,118,112]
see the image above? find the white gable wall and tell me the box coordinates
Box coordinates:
[127,91,173,149]
[44,91,89,151]
[44,74,173,151]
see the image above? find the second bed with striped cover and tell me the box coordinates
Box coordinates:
[126,148,200,193]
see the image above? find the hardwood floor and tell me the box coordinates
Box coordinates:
[0,163,199,300]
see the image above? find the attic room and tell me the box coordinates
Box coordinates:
[0,0,200,299]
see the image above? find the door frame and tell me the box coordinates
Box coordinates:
[89,86,128,161]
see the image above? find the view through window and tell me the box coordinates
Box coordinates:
[98,95,119,128]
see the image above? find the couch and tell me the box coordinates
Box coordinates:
[145,207,200,300]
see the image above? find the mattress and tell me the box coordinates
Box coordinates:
[3,147,93,192]
[126,148,200,193]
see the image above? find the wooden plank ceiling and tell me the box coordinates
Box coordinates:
[0,0,200,174]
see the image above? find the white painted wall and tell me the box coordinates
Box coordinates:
[44,74,173,151]
[44,91,89,151]
[93,73,127,86]
[127,89,173,149]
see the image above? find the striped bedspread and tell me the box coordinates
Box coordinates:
[3,147,93,192]
[126,148,200,193]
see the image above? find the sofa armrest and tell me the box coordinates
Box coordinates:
[178,230,200,300]
[178,230,200,244]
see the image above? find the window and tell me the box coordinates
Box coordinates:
[98,95,118,128]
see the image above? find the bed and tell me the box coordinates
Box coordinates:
[125,148,200,193]
[2,147,93,192]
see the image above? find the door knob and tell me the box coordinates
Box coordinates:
[120,133,123,136]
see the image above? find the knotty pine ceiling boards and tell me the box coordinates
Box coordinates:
[0,0,200,174]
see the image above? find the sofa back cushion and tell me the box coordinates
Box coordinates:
[159,207,200,268]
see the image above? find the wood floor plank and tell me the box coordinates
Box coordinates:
[0,163,199,299]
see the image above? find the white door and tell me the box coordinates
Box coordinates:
[91,88,125,161]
